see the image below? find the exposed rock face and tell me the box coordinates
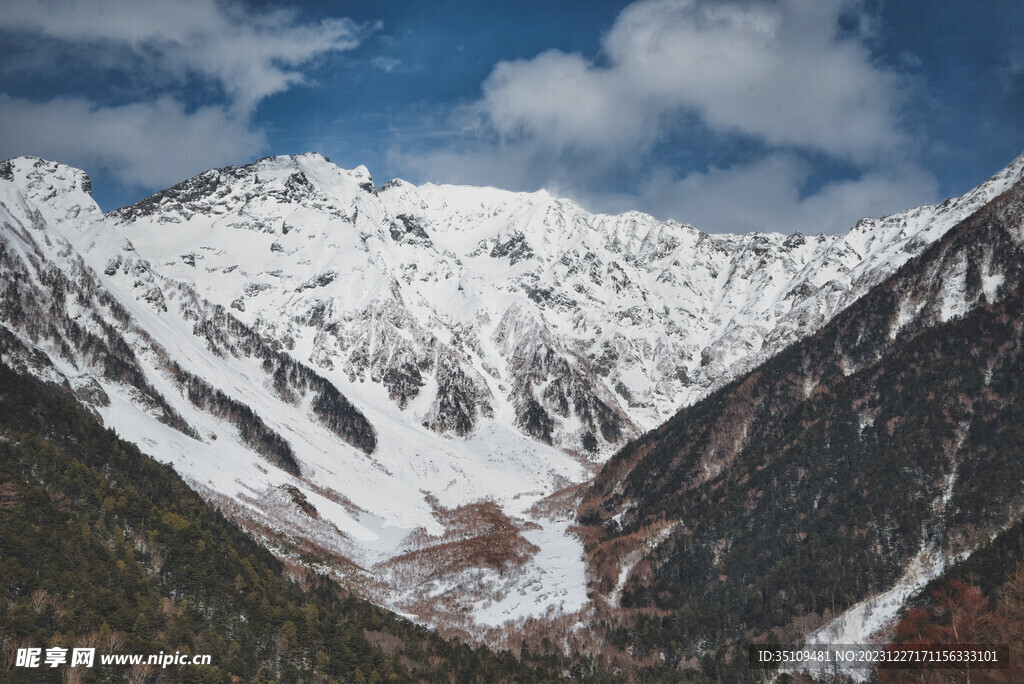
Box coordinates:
[577,172,1024,666]
[389,213,432,247]
[0,157,376,482]
[5,149,1024,642]
[104,151,1024,458]
[0,154,597,636]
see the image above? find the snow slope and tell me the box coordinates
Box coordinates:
[0,156,586,632]
[110,151,1024,447]
[3,150,1023,635]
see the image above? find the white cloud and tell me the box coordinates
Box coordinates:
[371,56,401,73]
[0,0,364,113]
[601,0,904,161]
[401,0,936,233]
[389,136,596,199]
[479,50,657,157]
[0,95,264,188]
[395,144,939,235]
[605,155,939,234]
[0,0,365,190]
[469,0,909,162]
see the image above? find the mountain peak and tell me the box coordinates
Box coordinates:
[0,155,93,197]
[984,149,1024,188]
[244,152,373,191]
[0,156,101,228]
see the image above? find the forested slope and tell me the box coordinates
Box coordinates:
[0,362,596,683]
[576,168,1024,678]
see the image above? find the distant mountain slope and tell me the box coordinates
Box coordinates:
[0,361,577,683]
[577,161,1024,673]
[0,156,593,634]
[109,151,1024,454]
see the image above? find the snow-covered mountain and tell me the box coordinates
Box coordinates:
[109,152,1024,448]
[1,151,1022,636]
[576,156,1024,671]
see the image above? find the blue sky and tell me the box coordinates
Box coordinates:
[0,0,1021,234]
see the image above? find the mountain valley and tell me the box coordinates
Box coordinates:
[2,149,1024,680]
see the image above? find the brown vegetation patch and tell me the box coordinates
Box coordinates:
[584,522,679,597]
[187,480,372,585]
[363,629,404,655]
[528,480,587,520]
[386,498,540,579]
[296,478,365,517]
[280,484,319,519]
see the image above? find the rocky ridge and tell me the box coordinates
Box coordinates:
[108,151,1024,457]
[2,150,1023,637]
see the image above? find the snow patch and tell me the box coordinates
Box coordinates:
[799,546,967,681]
